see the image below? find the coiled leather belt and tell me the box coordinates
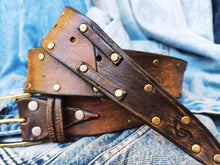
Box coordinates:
[2,7,220,164]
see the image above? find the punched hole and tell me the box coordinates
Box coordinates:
[70,37,76,43]
[96,55,102,62]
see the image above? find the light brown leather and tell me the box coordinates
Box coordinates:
[25,48,186,98]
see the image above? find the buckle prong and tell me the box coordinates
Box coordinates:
[0,118,26,124]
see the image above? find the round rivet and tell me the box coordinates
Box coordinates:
[153,59,159,67]
[28,101,39,111]
[111,53,119,62]
[53,83,61,92]
[32,126,41,137]
[115,89,123,98]
[214,154,220,163]
[75,110,84,120]
[181,116,190,125]
[128,119,135,125]
[144,84,153,93]
[79,64,88,73]
[61,10,65,15]
[176,63,181,69]
[100,98,108,103]
[192,144,201,154]
[27,83,32,89]
[38,53,45,61]
[79,23,88,33]
[152,116,161,125]
[47,41,55,50]
[93,87,99,93]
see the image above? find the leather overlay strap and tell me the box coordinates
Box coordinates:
[25,48,186,98]
[37,7,220,164]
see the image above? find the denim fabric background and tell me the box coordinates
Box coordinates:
[0,0,220,164]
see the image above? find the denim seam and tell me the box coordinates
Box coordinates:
[88,125,151,165]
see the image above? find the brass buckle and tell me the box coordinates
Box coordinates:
[0,93,46,147]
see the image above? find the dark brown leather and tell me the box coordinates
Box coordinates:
[18,7,220,164]
[25,48,186,98]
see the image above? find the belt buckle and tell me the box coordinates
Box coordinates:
[0,93,46,147]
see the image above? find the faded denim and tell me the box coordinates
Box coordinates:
[0,0,220,164]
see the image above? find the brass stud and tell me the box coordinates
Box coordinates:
[152,116,161,125]
[53,83,61,92]
[27,83,32,89]
[128,119,135,125]
[144,84,153,93]
[47,41,55,50]
[79,64,88,73]
[192,144,201,154]
[111,53,119,62]
[38,53,45,61]
[93,87,99,93]
[114,89,123,98]
[79,23,88,33]
[181,116,190,125]
[214,154,220,163]
[153,59,159,67]
[176,63,181,69]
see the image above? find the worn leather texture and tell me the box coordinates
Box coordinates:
[18,7,220,164]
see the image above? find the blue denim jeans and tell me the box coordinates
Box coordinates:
[0,0,220,164]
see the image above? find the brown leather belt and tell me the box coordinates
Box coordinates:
[12,7,220,164]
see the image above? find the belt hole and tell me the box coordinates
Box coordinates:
[70,36,76,43]
[96,55,102,62]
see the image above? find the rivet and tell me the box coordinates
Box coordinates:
[93,87,99,93]
[27,83,32,89]
[111,53,119,62]
[128,119,135,125]
[61,10,65,15]
[47,41,55,50]
[28,101,39,111]
[75,110,85,120]
[79,23,88,33]
[192,144,201,154]
[214,154,220,163]
[181,116,190,125]
[38,53,45,61]
[100,98,108,103]
[152,116,161,125]
[153,59,159,67]
[176,63,181,69]
[144,84,153,93]
[114,89,123,98]
[79,64,88,73]
[32,126,41,137]
[53,83,61,92]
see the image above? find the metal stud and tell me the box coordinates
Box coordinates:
[176,63,181,69]
[181,116,190,125]
[75,110,85,120]
[28,101,39,111]
[153,59,159,67]
[79,64,88,73]
[114,89,123,98]
[93,87,99,93]
[214,154,220,163]
[32,126,42,137]
[152,116,161,125]
[79,23,88,33]
[192,144,201,154]
[128,119,135,125]
[27,83,32,89]
[47,41,55,50]
[144,84,153,93]
[111,53,119,62]
[38,53,45,61]
[53,83,61,92]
